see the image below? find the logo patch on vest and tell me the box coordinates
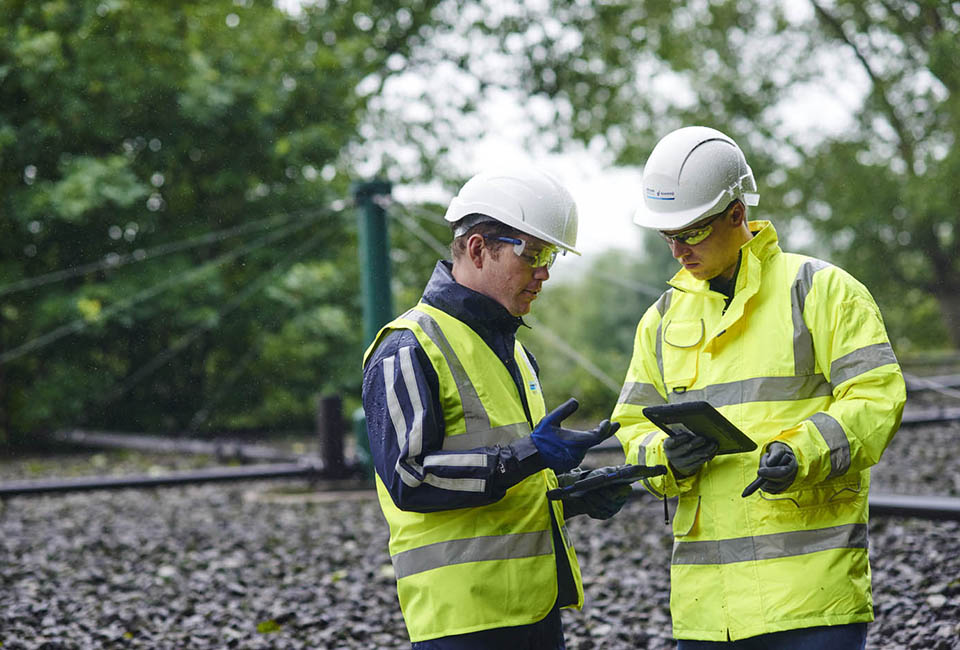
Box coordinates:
[529,382,538,392]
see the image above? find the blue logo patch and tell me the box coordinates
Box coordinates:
[529,382,538,392]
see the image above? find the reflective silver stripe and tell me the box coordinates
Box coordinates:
[809,411,850,478]
[791,259,831,376]
[830,342,898,386]
[655,289,673,316]
[399,347,425,458]
[423,474,485,493]
[666,374,832,407]
[392,530,553,579]
[383,353,425,488]
[618,382,667,406]
[423,453,489,468]
[672,523,867,565]
[655,290,672,385]
[406,307,532,450]
[638,431,664,498]
[405,308,489,436]
[441,423,530,451]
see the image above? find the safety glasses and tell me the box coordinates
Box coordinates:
[659,210,725,246]
[483,235,559,269]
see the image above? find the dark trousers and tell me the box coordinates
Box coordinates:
[411,603,565,650]
[677,623,867,650]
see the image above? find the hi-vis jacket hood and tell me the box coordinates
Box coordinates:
[613,221,906,641]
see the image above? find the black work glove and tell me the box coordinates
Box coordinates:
[755,441,798,494]
[557,467,633,520]
[530,399,620,473]
[663,431,718,477]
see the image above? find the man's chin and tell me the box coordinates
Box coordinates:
[512,300,534,317]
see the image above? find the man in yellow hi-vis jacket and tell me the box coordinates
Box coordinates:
[612,126,906,649]
[363,167,629,649]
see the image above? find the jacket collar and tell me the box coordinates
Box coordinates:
[668,220,780,294]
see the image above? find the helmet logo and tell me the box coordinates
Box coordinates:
[645,187,675,201]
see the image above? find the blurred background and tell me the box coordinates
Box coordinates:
[2,0,958,448]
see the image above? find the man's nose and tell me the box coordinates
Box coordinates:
[668,238,691,256]
[533,265,550,281]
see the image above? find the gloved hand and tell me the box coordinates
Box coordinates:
[566,484,633,520]
[755,441,798,494]
[663,431,718,477]
[557,467,633,520]
[530,398,620,473]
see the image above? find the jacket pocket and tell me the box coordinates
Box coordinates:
[673,494,701,537]
[763,476,863,511]
[662,319,704,392]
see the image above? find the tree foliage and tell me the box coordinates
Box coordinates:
[432,0,959,351]
[3,0,957,447]
[0,0,441,444]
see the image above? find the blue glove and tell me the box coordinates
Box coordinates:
[530,399,620,473]
[755,441,798,493]
[663,431,718,477]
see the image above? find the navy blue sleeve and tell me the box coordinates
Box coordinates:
[362,330,544,513]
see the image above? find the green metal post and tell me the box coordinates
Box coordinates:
[352,180,394,347]
[352,180,392,483]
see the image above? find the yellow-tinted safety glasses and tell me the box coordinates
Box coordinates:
[658,210,725,246]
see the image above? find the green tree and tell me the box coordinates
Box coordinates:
[0,0,440,444]
[443,0,958,351]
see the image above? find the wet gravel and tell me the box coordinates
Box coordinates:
[1,416,958,649]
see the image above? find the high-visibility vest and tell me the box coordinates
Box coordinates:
[613,221,905,641]
[364,302,583,642]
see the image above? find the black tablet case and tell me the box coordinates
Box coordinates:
[642,401,757,455]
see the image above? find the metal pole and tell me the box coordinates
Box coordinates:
[352,179,394,347]
[0,462,323,497]
[317,394,346,478]
[53,429,315,464]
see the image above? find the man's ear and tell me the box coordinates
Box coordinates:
[729,200,746,226]
[465,233,485,269]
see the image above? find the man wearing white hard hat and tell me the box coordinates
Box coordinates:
[362,167,631,648]
[612,126,906,648]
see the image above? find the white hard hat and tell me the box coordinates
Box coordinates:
[444,167,580,255]
[634,126,760,231]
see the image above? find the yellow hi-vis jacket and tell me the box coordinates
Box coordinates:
[612,221,905,641]
[364,302,583,642]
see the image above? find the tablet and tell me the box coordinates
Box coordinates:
[546,464,667,501]
[642,401,757,455]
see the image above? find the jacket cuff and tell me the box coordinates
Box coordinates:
[488,436,547,496]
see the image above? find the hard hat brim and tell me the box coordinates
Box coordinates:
[633,190,759,231]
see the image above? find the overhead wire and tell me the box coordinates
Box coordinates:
[0,213,324,365]
[522,315,622,395]
[395,202,665,299]
[390,203,450,258]
[389,200,623,396]
[0,208,319,297]
[186,343,263,432]
[99,223,330,406]
[587,269,666,300]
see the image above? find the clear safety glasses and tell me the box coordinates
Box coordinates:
[658,209,726,246]
[483,235,560,269]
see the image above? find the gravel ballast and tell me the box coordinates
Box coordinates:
[1,419,958,649]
